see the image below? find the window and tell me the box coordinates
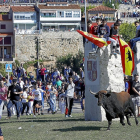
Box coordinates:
[57,11,64,17]
[73,11,80,18]
[65,11,72,18]
[0,37,3,45]
[4,37,11,45]
[1,24,6,29]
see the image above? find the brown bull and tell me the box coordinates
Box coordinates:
[90,90,138,130]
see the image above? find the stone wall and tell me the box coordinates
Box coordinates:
[15,31,83,63]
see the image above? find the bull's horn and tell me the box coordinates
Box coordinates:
[89,90,96,95]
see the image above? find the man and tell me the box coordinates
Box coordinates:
[0,127,3,140]
[132,73,140,117]
[0,80,8,119]
[110,22,120,54]
[32,83,45,117]
[80,68,84,79]
[55,78,62,89]
[98,19,118,55]
[7,79,23,120]
[129,21,140,53]
[124,76,129,92]
[65,76,76,117]
[92,18,102,53]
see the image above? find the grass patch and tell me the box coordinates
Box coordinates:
[0,113,140,140]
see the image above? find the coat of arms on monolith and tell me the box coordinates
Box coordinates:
[87,60,97,81]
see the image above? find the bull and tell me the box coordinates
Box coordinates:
[89,90,138,130]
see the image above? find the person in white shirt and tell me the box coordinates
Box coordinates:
[32,83,45,117]
[21,87,29,115]
[48,86,57,114]
[59,89,66,114]
[65,77,76,117]
[18,78,24,90]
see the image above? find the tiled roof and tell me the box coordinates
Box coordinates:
[0,33,13,36]
[0,6,10,12]
[88,5,116,12]
[11,6,35,12]
[38,4,80,9]
[0,14,12,21]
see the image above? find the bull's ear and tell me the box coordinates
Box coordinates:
[106,92,111,97]
[95,94,98,98]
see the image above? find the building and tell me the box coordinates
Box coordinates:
[88,5,117,27]
[36,2,81,31]
[0,14,14,61]
[10,5,37,34]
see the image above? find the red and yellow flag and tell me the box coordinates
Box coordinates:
[77,30,111,48]
[118,37,134,76]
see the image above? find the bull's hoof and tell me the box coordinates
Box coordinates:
[107,128,110,131]
[122,123,125,126]
[128,123,131,126]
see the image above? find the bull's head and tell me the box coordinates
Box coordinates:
[89,90,111,106]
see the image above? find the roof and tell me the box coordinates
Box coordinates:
[0,33,13,36]
[11,6,35,12]
[0,14,12,21]
[0,6,10,12]
[88,5,117,12]
[38,4,80,10]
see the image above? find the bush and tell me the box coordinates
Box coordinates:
[56,51,84,74]
[81,5,96,14]
[119,23,136,42]
[103,0,119,9]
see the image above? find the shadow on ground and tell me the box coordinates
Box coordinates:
[52,126,107,131]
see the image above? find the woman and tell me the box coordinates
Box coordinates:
[40,65,46,82]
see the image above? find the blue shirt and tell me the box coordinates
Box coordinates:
[125,82,129,92]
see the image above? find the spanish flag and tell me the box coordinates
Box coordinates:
[118,37,134,76]
[77,30,111,48]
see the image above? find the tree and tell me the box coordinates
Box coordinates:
[81,5,96,14]
[103,0,119,9]
[119,23,136,42]
[56,51,84,74]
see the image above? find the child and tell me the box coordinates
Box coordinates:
[48,86,57,114]
[59,89,66,114]
[21,87,29,115]
[28,87,34,115]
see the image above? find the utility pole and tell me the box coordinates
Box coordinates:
[84,0,87,32]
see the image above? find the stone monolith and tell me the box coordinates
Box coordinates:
[84,42,125,121]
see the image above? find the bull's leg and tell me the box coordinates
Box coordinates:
[106,114,112,130]
[107,119,112,131]
[129,104,139,125]
[119,115,125,126]
[125,114,131,126]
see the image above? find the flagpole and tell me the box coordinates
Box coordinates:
[85,0,87,32]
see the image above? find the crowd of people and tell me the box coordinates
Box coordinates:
[87,16,140,54]
[0,64,85,120]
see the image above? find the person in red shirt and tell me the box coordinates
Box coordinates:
[40,64,46,82]
[0,80,8,119]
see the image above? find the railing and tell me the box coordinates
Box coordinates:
[91,17,116,21]
[41,15,56,18]
[14,17,36,20]
[15,29,42,34]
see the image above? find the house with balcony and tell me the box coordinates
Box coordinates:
[36,2,81,31]
[10,5,37,34]
[0,14,14,61]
